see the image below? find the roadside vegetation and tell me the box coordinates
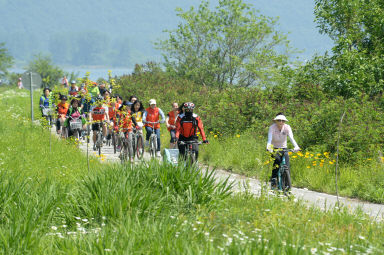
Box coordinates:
[1,88,384,254]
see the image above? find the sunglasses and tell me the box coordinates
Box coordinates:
[276,120,285,122]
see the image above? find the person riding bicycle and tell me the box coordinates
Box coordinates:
[68,80,79,96]
[266,113,300,189]
[131,100,145,132]
[64,98,86,138]
[39,87,54,125]
[91,98,109,151]
[117,101,136,162]
[143,99,165,157]
[166,102,179,149]
[56,94,69,137]
[175,102,208,161]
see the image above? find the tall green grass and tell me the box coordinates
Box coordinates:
[1,88,384,254]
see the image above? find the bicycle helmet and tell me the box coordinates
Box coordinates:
[184,102,195,111]
[60,95,68,100]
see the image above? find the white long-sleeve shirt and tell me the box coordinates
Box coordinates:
[267,123,299,150]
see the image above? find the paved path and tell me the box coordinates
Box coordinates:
[53,127,384,221]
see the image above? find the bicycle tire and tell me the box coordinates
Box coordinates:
[150,135,156,158]
[127,134,134,160]
[281,165,291,191]
[136,134,144,160]
[112,132,116,154]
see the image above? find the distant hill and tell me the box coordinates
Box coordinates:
[0,0,332,67]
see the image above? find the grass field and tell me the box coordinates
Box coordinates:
[1,88,384,254]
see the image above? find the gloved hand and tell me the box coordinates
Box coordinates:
[266,143,273,153]
[203,140,209,144]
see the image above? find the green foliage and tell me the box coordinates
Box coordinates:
[0,42,13,79]
[309,0,384,98]
[157,0,292,89]
[26,54,64,88]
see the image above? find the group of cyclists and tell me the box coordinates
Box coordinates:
[39,78,301,190]
[39,80,209,163]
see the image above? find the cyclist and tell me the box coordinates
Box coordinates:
[266,113,300,188]
[91,98,109,151]
[127,95,138,106]
[56,94,69,137]
[166,102,179,149]
[64,98,86,138]
[68,80,79,96]
[175,102,208,161]
[118,101,135,162]
[39,87,54,125]
[131,100,145,130]
[143,99,165,157]
[88,82,100,100]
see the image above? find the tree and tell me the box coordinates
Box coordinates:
[312,0,384,98]
[157,0,292,89]
[27,54,64,88]
[0,42,13,79]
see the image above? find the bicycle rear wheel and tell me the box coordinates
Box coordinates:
[112,132,116,154]
[281,165,292,191]
[136,134,144,160]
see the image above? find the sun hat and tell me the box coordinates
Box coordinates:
[273,114,288,121]
[149,99,156,105]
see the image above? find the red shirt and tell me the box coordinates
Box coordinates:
[92,107,106,121]
[119,111,133,132]
[145,107,160,129]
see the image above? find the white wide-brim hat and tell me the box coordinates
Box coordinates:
[149,99,157,105]
[273,115,288,121]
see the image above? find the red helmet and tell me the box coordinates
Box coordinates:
[184,102,195,111]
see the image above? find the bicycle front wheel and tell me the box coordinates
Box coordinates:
[136,134,144,160]
[281,165,292,191]
[112,132,116,154]
[150,136,157,158]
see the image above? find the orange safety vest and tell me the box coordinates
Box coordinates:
[108,103,119,120]
[57,102,69,117]
[145,107,160,129]
[167,110,178,131]
[119,111,133,132]
[92,107,106,121]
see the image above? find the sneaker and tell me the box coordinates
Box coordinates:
[145,140,149,147]
[93,144,97,151]
[156,151,161,157]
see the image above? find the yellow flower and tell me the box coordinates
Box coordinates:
[292,155,297,158]
[306,166,311,168]
[317,153,321,156]
[297,151,304,157]
[329,161,334,165]
[214,135,218,138]
[310,154,314,157]
[321,159,325,163]
[264,161,270,165]
[236,134,240,138]
[367,158,372,161]
[288,151,293,156]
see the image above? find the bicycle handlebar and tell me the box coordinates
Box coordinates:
[179,141,203,145]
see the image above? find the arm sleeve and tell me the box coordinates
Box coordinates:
[159,108,165,123]
[39,97,44,108]
[287,126,300,149]
[266,125,273,151]
[143,111,147,123]
[197,117,207,141]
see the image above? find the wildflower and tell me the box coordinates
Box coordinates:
[297,151,304,157]
[307,166,310,168]
[358,235,365,240]
[292,155,297,158]
[214,135,218,138]
[51,226,58,231]
[329,161,334,165]
[288,151,293,155]
[310,154,314,157]
[317,153,321,156]
[236,134,240,138]
[367,158,372,161]
[311,248,317,254]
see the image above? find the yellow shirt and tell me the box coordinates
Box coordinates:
[132,111,143,124]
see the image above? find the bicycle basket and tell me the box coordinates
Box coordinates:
[70,119,83,130]
[42,108,52,116]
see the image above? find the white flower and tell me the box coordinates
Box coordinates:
[222,233,228,238]
[196,221,202,225]
[170,215,175,219]
[82,218,88,222]
[75,216,81,220]
[310,248,317,254]
[62,225,67,228]
[104,249,111,252]
[193,227,197,231]
[51,226,58,231]
[204,232,210,236]
[358,235,365,240]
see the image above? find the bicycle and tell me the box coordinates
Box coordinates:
[119,131,133,163]
[132,125,144,160]
[271,148,293,193]
[41,107,53,127]
[179,140,202,166]
[146,121,159,158]
[67,116,83,140]
[93,122,104,156]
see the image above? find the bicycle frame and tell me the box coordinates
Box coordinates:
[146,121,159,158]
[179,140,202,165]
